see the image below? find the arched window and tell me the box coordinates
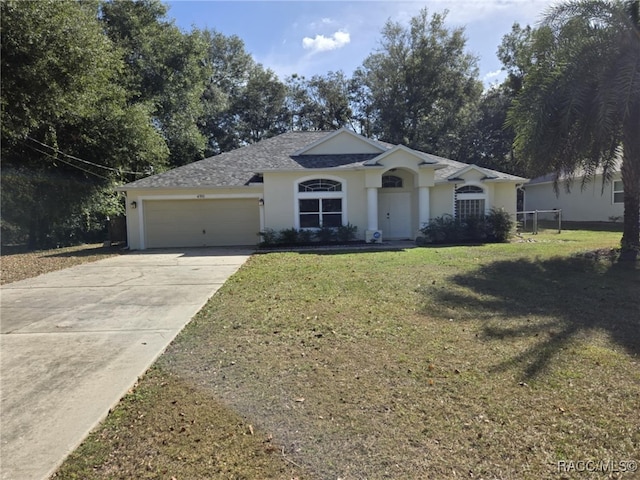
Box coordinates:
[382,175,403,188]
[455,185,486,219]
[298,179,342,192]
[296,178,345,228]
[456,185,483,194]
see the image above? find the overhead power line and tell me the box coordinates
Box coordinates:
[25,144,110,180]
[25,136,149,176]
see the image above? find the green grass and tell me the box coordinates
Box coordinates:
[53,230,639,480]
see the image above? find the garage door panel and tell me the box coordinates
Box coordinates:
[144,199,259,248]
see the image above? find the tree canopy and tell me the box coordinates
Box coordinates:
[356,9,483,159]
[507,0,640,260]
[1,0,169,247]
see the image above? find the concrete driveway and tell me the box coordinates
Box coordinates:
[0,248,252,480]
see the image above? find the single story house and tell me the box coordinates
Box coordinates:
[117,129,527,249]
[524,168,624,222]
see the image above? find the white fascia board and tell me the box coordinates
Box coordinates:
[446,164,495,180]
[363,144,438,166]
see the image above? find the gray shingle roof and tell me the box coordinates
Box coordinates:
[120,130,526,189]
[527,161,622,186]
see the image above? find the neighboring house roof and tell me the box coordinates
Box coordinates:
[527,158,622,186]
[120,130,526,189]
[526,172,558,186]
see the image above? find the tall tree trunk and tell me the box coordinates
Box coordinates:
[619,107,640,262]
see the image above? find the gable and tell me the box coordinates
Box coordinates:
[377,148,416,168]
[297,129,386,155]
[447,165,498,182]
[458,169,487,182]
[372,145,436,170]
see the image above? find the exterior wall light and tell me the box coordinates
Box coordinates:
[258,198,264,206]
[130,201,137,209]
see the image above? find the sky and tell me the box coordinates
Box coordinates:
[165,0,557,86]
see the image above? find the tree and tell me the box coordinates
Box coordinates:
[497,23,535,95]
[100,0,210,167]
[233,65,288,143]
[285,72,352,131]
[348,67,375,137]
[357,8,482,158]
[1,0,168,247]
[458,85,526,176]
[285,74,316,131]
[200,31,254,155]
[457,24,536,176]
[507,0,640,261]
[199,32,288,151]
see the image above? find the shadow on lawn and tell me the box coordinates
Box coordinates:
[43,245,124,258]
[0,244,123,258]
[427,255,639,379]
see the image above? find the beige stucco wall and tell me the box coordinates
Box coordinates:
[491,183,519,216]
[524,174,623,222]
[263,170,369,239]
[460,169,486,182]
[430,184,454,218]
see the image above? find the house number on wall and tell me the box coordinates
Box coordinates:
[196,194,205,199]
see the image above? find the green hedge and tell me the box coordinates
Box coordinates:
[419,208,514,245]
[259,224,358,247]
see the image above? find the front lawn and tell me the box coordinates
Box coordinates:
[54,230,639,479]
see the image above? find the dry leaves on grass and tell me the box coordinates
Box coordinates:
[1,244,123,285]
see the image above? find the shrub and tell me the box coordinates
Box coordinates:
[486,208,514,242]
[315,226,336,243]
[462,215,487,242]
[336,223,358,243]
[278,228,299,245]
[420,209,514,245]
[259,224,361,248]
[297,229,313,243]
[260,228,278,246]
[420,214,464,244]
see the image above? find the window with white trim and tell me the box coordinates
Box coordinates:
[297,178,344,228]
[613,180,624,204]
[456,185,484,194]
[455,185,486,220]
[456,199,485,218]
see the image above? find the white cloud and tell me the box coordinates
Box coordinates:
[484,69,503,81]
[482,69,506,89]
[302,30,351,54]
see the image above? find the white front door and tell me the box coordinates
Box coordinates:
[378,192,412,239]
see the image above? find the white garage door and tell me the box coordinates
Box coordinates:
[144,199,260,248]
